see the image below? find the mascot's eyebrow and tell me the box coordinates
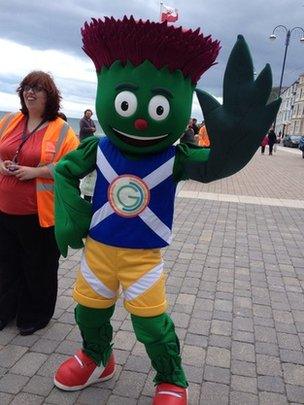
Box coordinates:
[151,87,173,98]
[115,83,139,92]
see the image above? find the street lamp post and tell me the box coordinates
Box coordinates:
[270,25,304,97]
[269,25,304,132]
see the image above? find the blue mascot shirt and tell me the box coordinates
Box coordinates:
[89,138,177,248]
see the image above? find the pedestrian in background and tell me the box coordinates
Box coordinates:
[0,71,79,335]
[190,117,199,135]
[267,127,277,155]
[180,120,196,144]
[80,170,97,203]
[261,134,268,154]
[79,109,96,141]
[198,121,210,147]
[79,112,99,202]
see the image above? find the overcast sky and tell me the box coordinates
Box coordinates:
[0,0,303,119]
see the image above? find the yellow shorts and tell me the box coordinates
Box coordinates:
[73,237,167,317]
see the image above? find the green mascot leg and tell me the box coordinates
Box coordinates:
[131,313,188,388]
[75,304,115,366]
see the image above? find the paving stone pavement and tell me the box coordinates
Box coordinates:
[1,149,304,404]
[179,146,304,201]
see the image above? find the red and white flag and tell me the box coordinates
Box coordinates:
[160,4,178,23]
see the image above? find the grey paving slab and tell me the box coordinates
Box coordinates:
[1,150,304,403]
[178,150,304,201]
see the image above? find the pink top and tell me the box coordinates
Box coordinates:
[0,118,47,215]
[261,135,268,147]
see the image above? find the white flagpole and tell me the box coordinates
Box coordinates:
[159,1,163,22]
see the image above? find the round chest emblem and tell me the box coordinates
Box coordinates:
[108,174,150,217]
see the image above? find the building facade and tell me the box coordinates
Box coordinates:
[289,73,304,136]
[275,81,298,136]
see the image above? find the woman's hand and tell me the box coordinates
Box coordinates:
[13,165,53,181]
[0,160,18,176]
[13,166,39,181]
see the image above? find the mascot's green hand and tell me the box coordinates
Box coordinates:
[54,169,92,257]
[196,35,281,182]
[54,137,99,258]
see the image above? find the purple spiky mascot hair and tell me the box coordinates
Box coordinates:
[81,15,220,84]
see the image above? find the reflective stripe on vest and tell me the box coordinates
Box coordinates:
[46,163,55,176]
[36,122,69,187]
[37,122,69,166]
[37,183,54,192]
[55,122,69,155]
[90,148,174,244]
[0,113,16,140]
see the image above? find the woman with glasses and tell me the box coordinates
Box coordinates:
[0,71,79,335]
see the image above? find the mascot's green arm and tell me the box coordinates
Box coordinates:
[173,143,210,182]
[54,136,99,257]
[174,35,281,183]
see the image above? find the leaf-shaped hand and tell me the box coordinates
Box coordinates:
[55,171,92,257]
[196,35,281,182]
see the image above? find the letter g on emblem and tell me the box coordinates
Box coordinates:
[108,175,150,217]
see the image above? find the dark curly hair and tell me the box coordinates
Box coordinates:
[17,71,62,121]
[82,16,220,85]
[83,109,93,116]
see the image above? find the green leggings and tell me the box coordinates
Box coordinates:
[75,304,188,387]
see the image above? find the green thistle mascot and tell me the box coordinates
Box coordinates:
[54,16,280,404]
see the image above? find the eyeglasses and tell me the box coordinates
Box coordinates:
[23,84,45,93]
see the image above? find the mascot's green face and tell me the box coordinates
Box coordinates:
[96,60,194,154]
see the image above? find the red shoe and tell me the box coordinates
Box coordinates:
[54,350,115,391]
[153,383,188,405]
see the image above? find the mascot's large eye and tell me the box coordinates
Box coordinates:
[148,95,170,121]
[115,91,138,117]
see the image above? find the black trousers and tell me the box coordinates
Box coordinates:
[0,213,60,327]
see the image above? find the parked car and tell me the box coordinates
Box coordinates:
[282,135,302,148]
[298,136,304,158]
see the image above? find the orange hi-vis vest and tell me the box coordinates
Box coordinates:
[198,125,210,148]
[0,112,79,227]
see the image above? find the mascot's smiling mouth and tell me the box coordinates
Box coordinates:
[112,127,168,147]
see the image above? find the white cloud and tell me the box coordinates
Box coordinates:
[0,38,96,117]
[0,38,94,82]
[0,91,19,112]
[191,93,223,122]
[61,98,95,118]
